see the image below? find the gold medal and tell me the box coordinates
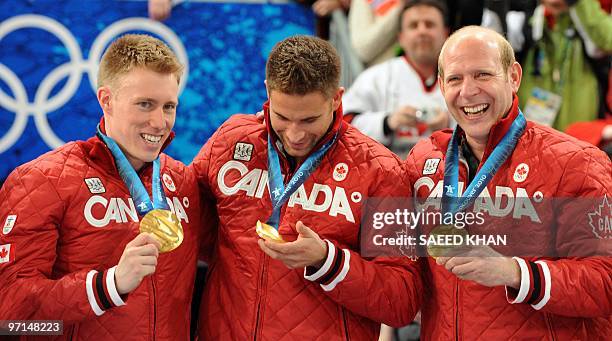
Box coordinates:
[139,209,184,253]
[426,224,469,258]
[256,220,285,243]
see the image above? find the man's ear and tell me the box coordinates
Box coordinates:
[264,80,270,100]
[332,87,344,112]
[97,86,112,115]
[508,62,522,93]
[438,75,446,95]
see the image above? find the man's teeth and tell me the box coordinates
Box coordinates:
[141,133,162,143]
[463,104,489,115]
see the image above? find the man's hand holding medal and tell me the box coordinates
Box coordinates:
[257,221,328,269]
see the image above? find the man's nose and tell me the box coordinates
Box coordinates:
[416,22,430,35]
[149,107,165,129]
[286,123,306,142]
[460,78,480,97]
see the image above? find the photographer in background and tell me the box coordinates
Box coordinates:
[343,0,452,157]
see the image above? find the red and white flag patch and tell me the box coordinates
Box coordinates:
[333,163,349,182]
[163,173,176,192]
[0,244,14,264]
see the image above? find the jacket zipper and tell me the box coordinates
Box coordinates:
[254,157,294,340]
[253,202,289,340]
[341,308,350,340]
[544,313,556,341]
[68,325,75,340]
[152,275,157,341]
[253,255,269,340]
[455,278,460,341]
[454,160,468,341]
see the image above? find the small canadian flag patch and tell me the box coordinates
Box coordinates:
[0,244,14,264]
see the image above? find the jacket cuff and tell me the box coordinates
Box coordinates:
[304,240,334,281]
[304,240,351,291]
[86,266,127,316]
[383,114,393,136]
[505,258,551,310]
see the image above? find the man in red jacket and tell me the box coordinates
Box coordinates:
[405,26,611,339]
[0,34,203,339]
[191,35,422,340]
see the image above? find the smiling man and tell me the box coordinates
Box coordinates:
[0,34,204,339]
[405,26,611,339]
[191,35,422,340]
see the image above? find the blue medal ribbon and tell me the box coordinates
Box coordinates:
[266,131,339,229]
[442,110,526,215]
[96,125,170,216]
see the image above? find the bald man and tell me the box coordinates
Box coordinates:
[404,26,611,339]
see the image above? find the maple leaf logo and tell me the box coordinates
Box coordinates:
[0,247,8,259]
[333,163,349,181]
[397,229,418,261]
[588,195,612,239]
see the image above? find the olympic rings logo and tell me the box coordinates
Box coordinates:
[0,14,189,153]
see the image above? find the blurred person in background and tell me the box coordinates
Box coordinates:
[349,0,404,66]
[296,0,351,38]
[517,0,611,131]
[343,0,451,157]
[149,0,173,21]
[312,0,351,16]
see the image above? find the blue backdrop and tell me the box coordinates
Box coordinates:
[0,0,314,182]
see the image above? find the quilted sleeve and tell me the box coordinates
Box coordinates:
[303,159,423,327]
[190,115,247,197]
[190,124,224,263]
[0,166,125,322]
[506,147,612,316]
[191,131,216,198]
[405,144,427,186]
[197,195,219,263]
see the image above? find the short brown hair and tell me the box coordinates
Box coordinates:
[97,34,183,88]
[265,35,340,98]
[402,0,449,28]
[438,26,515,79]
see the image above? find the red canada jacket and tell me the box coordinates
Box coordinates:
[405,97,612,340]
[191,103,422,340]
[0,123,202,340]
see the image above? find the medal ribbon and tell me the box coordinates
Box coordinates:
[442,110,526,215]
[266,131,339,229]
[97,125,170,216]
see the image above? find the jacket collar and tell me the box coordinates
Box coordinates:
[262,100,346,168]
[480,94,521,161]
[88,117,175,175]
